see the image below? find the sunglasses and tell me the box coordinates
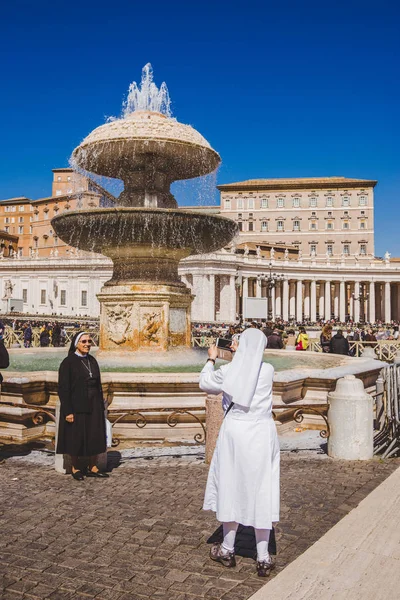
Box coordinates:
[79,339,93,344]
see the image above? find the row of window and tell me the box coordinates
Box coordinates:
[34,289,87,307]
[56,176,72,182]
[2,205,30,213]
[309,243,367,256]
[225,196,368,210]
[238,220,368,232]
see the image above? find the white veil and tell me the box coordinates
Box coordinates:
[222,328,267,408]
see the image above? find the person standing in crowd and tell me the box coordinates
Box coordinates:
[295,326,309,351]
[320,324,332,353]
[56,332,108,480]
[199,329,280,578]
[23,322,33,348]
[329,329,350,355]
[267,328,284,349]
[52,322,61,347]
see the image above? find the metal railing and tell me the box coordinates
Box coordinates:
[308,340,400,361]
[3,328,99,349]
[374,364,400,458]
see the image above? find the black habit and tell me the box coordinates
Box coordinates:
[56,352,106,457]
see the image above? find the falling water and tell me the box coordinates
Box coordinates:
[122,63,172,118]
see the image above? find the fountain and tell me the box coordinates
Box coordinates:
[51,64,237,355]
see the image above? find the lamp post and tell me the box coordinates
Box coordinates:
[352,286,370,323]
[258,262,284,320]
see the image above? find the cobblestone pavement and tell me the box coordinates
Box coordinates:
[0,447,399,600]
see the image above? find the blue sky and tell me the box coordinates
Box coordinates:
[1,0,399,256]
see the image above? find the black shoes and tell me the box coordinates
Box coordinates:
[256,557,275,577]
[86,470,109,478]
[209,543,236,568]
[71,470,84,481]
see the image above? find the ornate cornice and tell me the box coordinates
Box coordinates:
[218,177,377,192]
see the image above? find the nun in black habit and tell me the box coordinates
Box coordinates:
[56,331,109,480]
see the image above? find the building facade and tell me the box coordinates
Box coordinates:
[218,177,376,259]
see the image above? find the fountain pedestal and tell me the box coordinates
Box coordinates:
[98,282,192,352]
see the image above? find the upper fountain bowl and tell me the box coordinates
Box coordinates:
[72,111,221,182]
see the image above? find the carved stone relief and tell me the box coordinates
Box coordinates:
[105,303,132,345]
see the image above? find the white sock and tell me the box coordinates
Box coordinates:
[221,521,239,554]
[255,528,271,561]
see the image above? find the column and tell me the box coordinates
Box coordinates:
[334,283,340,319]
[339,280,346,322]
[242,276,249,299]
[354,281,360,323]
[303,281,310,320]
[275,280,282,319]
[256,277,262,298]
[385,281,391,323]
[319,282,325,320]
[369,281,375,324]
[271,286,276,320]
[283,279,289,321]
[229,275,236,322]
[348,283,354,320]
[208,274,215,321]
[191,274,205,321]
[289,281,296,319]
[296,280,303,322]
[310,280,317,322]
[325,281,331,321]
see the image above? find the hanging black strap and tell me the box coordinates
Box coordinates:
[224,402,234,417]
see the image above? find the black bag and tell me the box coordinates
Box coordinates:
[0,340,10,369]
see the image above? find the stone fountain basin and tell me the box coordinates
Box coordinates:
[51,208,238,256]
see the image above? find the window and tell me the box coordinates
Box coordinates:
[18,248,22,257]
[360,244,367,255]
[343,221,349,229]
[261,221,268,231]
[326,196,333,207]
[343,244,350,256]
[11,206,16,212]
[248,198,254,210]
[29,226,33,234]
[359,196,367,206]
[18,226,23,234]
[310,222,317,230]
[81,290,88,306]
[18,216,23,223]
[225,198,231,209]
[67,176,71,182]
[327,211,332,217]
[238,222,243,231]
[293,198,300,208]
[277,198,284,208]
[40,290,46,304]
[360,221,366,229]
[361,210,365,216]
[56,190,62,196]
[261,198,268,208]
[60,290,66,306]
[310,244,317,255]
[54,236,58,246]
[327,244,333,256]
[326,221,333,230]
[248,222,254,232]
[311,211,316,217]
[44,211,49,220]
[22,289,27,303]
[19,206,25,212]
[4,227,9,233]
[57,176,61,182]
[11,217,15,223]
[309,197,317,208]
[293,220,300,231]
[5,217,9,224]
[5,206,10,212]
[342,196,350,207]
[277,220,284,231]
[237,198,243,210]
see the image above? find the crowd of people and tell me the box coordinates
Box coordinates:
[0,317,98,348]
[192,320,400,356]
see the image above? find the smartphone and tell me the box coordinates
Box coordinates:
[216,338,233,351]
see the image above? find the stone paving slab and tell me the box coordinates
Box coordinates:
[0,446,399,600]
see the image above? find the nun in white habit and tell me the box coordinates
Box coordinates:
[200,328,280,577]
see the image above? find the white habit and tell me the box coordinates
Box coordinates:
[200,329,280,529]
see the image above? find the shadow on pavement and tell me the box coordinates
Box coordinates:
[207,524,277,558]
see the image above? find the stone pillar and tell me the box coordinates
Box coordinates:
[318,282,325,320]
[207,274,215,321]
[289,281,296,319]
[349,283,354,320]
[275,281,282,318]
[325,281,331,321]
[354,281,360,323]
[242,276,249,300]
[304,281,310,319]
[369,281,375,324]
[191,274,205,321]
[229,275,236,322]
[310,280,317,322]
[339,280,346,322]
[256,277,262,298]
[333,283,340,319]
[296,280,303,322]
[282,279,289,321]
[270,285,276,320]
[327,375,373,460]
[385,281,391,323]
